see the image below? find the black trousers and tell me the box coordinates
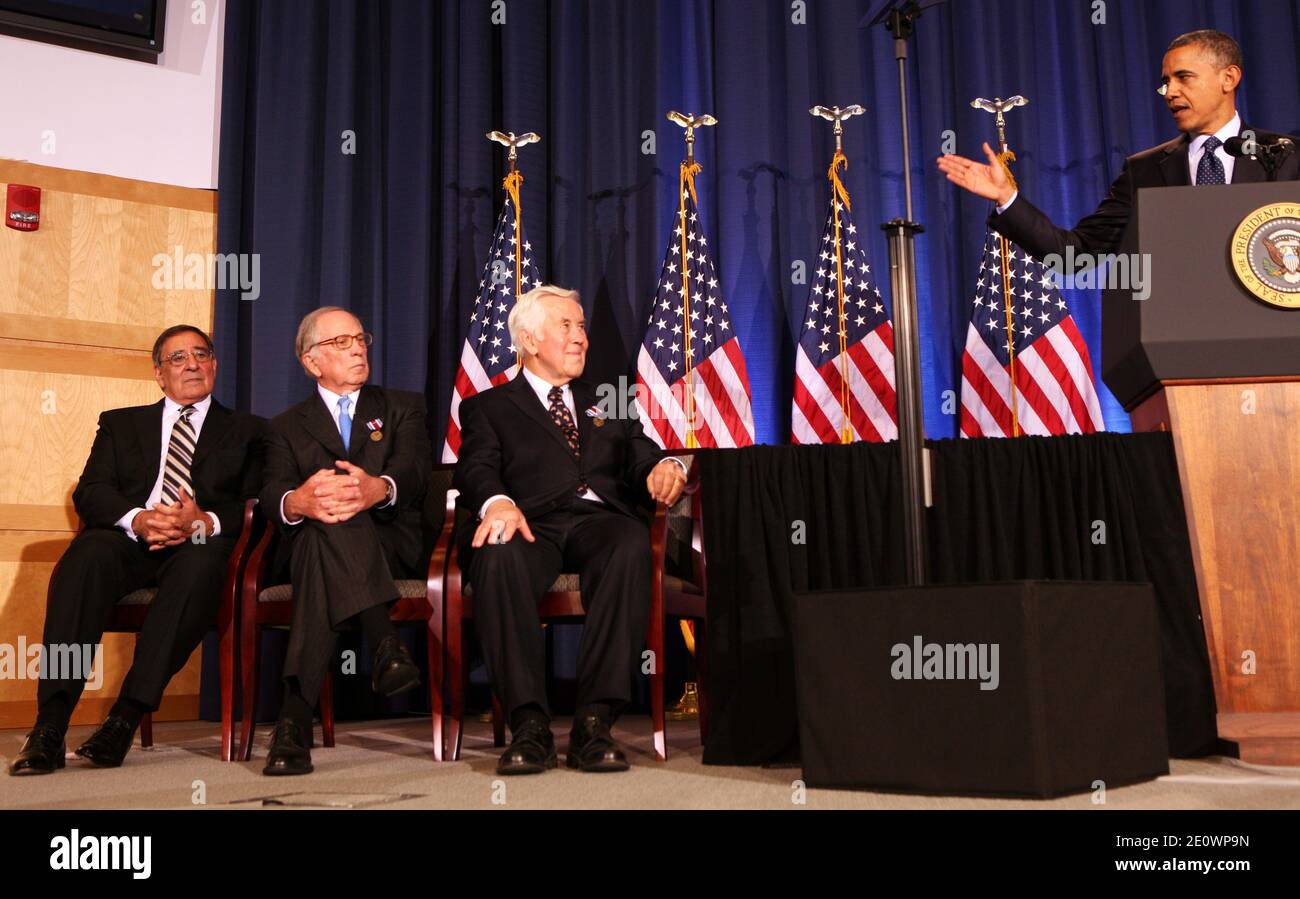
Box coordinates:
[464,497,652,725]
[38,528,235,714]
[280,513,406,705]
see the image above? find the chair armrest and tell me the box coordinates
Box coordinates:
[650,500,670,574]
[661,461,705,591]
[240,506,277,619]
[428,488,461,605]
[220,498,261,594]
[218,498,260,639]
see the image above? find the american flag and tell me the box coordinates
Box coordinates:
[634,173,755,448]
[791,197,897,443]
[441,193,543,461]
[960,231,1104,437]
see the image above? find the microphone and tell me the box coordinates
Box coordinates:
[1224,134,1294,159]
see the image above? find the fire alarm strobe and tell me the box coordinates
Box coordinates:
[6,184,41,231]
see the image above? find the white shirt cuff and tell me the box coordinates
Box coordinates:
[280,490,304,525]
[207,512,221,538]
[995,191,1018,215]
[479,494,514,520]
[380,475,397,508]
[664,457,687,475]
[117,507,145,541]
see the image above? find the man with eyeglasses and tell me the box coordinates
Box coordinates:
[936,29,1298,261]
[258,306,432,775]
[9,325,265,775]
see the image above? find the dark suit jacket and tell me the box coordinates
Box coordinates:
[71,398,266,539]
[259,385,432,576]
[992,125,1300,261]
[453,373,664,523]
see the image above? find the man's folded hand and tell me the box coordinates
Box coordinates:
[646,459,687,507]
[286,468,360,524]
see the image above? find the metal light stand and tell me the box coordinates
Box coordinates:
[871,0,935,585]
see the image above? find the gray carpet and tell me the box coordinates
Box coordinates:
[4,717,1300,810]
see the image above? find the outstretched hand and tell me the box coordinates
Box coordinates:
[937,142,1016,207]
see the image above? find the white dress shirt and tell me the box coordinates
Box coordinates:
[1188,112,1240,185]
[280,384,397,525]
[996,111,1244,214]
[116,395,219,540]
[477,366,685,519]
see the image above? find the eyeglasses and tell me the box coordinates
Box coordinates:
[160,348,214,367]
[310,332,374,352]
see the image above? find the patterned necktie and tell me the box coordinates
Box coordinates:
[160,405,196,504]
[1197,136,1226,185]
[547,385,587,495]
[338,395,352,452]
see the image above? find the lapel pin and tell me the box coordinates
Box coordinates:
[366,418,384,441]
[584,405,606,427]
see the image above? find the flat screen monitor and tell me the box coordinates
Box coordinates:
[0,0,166,63]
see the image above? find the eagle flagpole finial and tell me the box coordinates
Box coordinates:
[486,130,541,172]
[666,111,718,160]
[970,96,1028,152]
[809,104,866,152]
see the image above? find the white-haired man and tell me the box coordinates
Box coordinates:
[454,284,687,775]
[258,307,432,775]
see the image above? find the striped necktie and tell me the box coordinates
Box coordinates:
[161,405,197,504]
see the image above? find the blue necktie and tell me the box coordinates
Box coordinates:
[335,394,351,452]
[1197,136,1226,185]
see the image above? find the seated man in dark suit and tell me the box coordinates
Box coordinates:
[259,307,432,776]
[454,284,687,775]
[8,325,265,775]
[937,29,1299,260]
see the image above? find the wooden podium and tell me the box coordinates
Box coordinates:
[1104,181,1300,764]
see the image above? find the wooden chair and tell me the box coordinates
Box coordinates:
[97,497,261,762]
[428,454,708,762]
[235,484,449,761]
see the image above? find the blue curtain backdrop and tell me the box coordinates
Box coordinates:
[215,0,1300,443]
[207,0,1299,717]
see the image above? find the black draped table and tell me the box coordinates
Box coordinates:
[697,432,1217,765]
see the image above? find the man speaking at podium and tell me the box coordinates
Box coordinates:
[937,29,1299,260]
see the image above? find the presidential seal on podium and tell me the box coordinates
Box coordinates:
[1231,202,1300,308]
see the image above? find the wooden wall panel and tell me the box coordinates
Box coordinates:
[0,160,215,728]
[0,370,162,510]
[0,559,156,722]
[1,185,213,336]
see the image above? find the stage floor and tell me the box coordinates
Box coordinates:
[4,717,1299,810]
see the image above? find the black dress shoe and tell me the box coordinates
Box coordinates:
[74,715,137,768]
[263,720,313,776]
[372,635,421,697]
[8,724,66,776]
[566,714,630,772]
[496,721,557,776]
